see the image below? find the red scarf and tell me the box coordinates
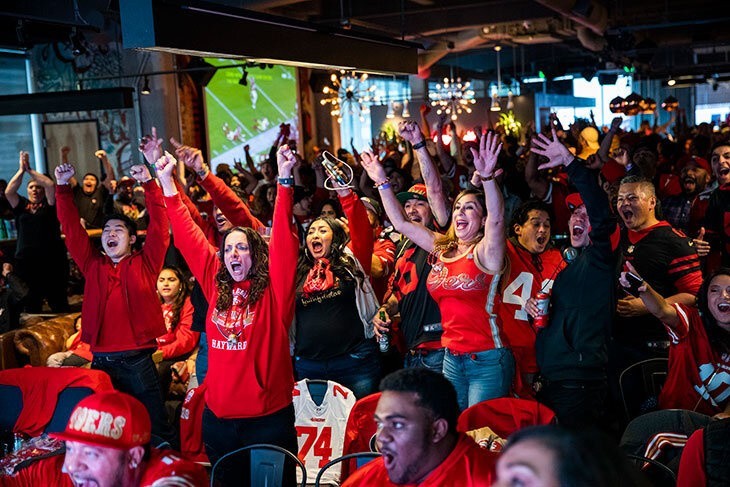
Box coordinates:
[302,258,336,295]
[26,200,44,214]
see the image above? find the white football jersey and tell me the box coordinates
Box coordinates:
[293,379,356,484]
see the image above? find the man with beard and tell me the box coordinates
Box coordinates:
[373,184,444,373]
[0,391,207,487]
[661,158,712,236]
[67,148,116,229]
[342,368,496,486]
[702,141,730,268]
[527,128,622,428]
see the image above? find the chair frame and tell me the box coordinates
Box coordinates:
[314,452,381,487]
[625,452,677,485]
[209,443,307,487]
[619,357,669,421]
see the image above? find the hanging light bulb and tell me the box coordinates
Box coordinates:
[506,91,514,110]
[141,76,151,95]
[386,101,395,119]
[490,92,501,112]
[402,99,411,118]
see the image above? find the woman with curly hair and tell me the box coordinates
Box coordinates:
[362,132,512,411]
[153,266,198,395]
[292,177,380,398]
[156,143,299,483]
[621,264,730,415]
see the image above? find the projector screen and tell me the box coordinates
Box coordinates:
[204,58,299,170]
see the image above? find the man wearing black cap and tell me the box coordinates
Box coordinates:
[292,185,314,240]
[373,183,444,373]
[528,128,622,428]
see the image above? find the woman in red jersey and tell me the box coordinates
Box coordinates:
[362,131,512,411]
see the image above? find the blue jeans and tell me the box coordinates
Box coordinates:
[295,341,381,399]
[195,332,208,385]
[92,350,176,444]
[443,347,515,411]
[404,348,445,374]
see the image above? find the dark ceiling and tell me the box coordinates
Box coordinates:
[2,0,729,85]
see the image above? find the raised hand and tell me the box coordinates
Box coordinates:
[531,127,573,169]
[155,151,177,183]
[139,127,163,164]
[129,164,152,183]
[277,144,297,177]
[398,120,423,145]
[55,163,75,185]
[169,137,206,173]
[613,147,629,167]
[19,151,30,172]
[471,131,503,179]
[610,116,623,131]
[94,149,108,161]
[360,151,388,184]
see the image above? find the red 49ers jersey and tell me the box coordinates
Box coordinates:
[498,241,565,372]
[293,380,356,484]
[659,304,730,416]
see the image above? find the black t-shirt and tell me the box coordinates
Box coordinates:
[73,185,109,229]
[295,279,364,360]
[390,240,442,349]
[12,198,65,259]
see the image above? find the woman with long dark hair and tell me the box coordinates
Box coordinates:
[621,263,730,415]
[362,132,512,411]
[154,266,197,395]
[292,176,380,398]
[155,144,299,483]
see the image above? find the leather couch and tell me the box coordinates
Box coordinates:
[0,314,79,370]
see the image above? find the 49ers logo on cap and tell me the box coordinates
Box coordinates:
[68,406,127,440]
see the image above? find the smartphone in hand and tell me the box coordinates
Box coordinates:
[623,272,644,297]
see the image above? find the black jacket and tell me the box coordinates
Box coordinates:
[535,159,621,381]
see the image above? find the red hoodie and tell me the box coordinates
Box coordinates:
[165,184,298,418]
[56,181,168,349]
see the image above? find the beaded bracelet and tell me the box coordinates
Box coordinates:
[477,173,495,182]
[278,177,294,186]
[372,177,390,188]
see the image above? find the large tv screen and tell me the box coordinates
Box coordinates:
[204,58,298,170]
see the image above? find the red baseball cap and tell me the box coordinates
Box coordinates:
[52,391,151,449]
[565,193,584,212]
[684,156,712,174]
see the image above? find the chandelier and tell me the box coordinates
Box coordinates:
[321,71,378,123]
[429,77,476,120]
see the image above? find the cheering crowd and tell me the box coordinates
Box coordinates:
[0,110,729,486]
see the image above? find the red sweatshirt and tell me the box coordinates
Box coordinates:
[165,184,298,419]
[156,298,199,360]
[56,181,168,350]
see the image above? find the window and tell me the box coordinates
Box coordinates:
[0,54,34,183]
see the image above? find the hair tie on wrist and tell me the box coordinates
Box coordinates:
[412,140,427,150]
[478,173,495,182]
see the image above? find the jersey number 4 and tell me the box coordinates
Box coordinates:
[297,425,333,468]
[502,272,553,321]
